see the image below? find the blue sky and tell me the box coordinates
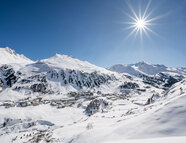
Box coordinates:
[0,0,186,67]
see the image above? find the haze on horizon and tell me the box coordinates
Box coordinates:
[0,0,186,68]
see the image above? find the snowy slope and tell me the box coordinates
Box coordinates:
[103,136,186,143]
[40,54,111,74]
[0,47,33,65]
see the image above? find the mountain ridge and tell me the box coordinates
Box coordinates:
[1,47,185,75]
[109,61,186,76]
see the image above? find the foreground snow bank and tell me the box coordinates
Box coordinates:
[103,136,186,143]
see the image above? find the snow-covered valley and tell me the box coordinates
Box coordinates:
[0,47,186,143]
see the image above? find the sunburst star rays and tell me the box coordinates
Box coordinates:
[123,0,167,41]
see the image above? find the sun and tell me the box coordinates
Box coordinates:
[122,0,166,40]
[136,19,146,29]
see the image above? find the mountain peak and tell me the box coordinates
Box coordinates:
[135,61,151,66]
[52,53,75,59]
[40,53,110,74]
[0,47,33,65]
[4,47,17,55]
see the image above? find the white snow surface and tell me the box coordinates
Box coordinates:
[41,54,113,74]
[103,136,186,143]
[0,47,33,65]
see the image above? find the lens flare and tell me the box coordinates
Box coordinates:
[122,0,167,40]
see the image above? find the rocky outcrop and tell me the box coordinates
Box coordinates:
[0,79,3,87]
[141,73,183,89]
[48,69,116,89]
[30,83,48,93]
[119,82,139,89]
[145,93,160,105]
[13,69,117,94]
[85,98,111,116]
[0,65,18,87]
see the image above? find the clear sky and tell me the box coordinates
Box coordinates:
[0,0,186,68]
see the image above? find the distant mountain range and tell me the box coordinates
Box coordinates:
[109,61,186,76]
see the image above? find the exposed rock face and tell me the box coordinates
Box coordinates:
[30,83,48,93]
[48,69,116,89]
[141,73,183,89]
[145,93,160,105]
[0,79,3,88]
[0,79,3,85]
[13,68,117,94]
[0,65,18,88]
[85,98,110,116]
[119,82,139,89]
[14,74,52,93]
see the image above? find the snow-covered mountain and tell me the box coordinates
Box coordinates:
[40,54,111,74]
[0,47,33,65]
[0,47,186,143]
[109,61,186,76]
